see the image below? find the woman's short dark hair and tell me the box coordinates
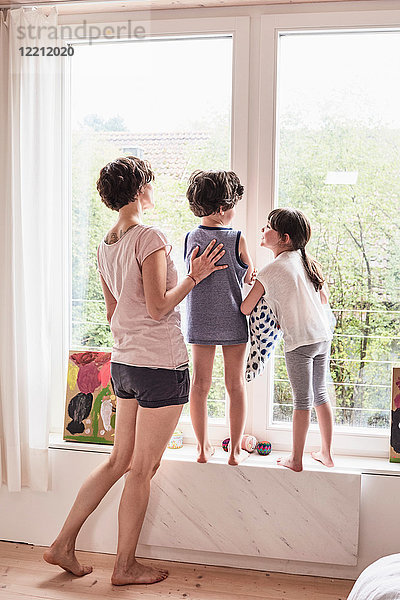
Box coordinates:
[186,170,244,217]
[96,156,154,211]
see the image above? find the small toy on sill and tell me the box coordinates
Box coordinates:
[256,441,272,456]
[222,434,258,453]
[167,430,183,449]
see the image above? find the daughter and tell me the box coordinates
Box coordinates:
[184,170,255,465]
[241,208,334,472]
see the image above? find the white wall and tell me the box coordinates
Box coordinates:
[0,448,399,579]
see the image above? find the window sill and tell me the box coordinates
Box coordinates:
[49,434,400,476]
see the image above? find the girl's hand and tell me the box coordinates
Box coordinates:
[249,268,258,285]
[189,240,228,284]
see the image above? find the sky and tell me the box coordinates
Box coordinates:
[278,31,400,128]
[71,36,233,132]
[71,30,400,132]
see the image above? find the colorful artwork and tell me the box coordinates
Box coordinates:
[390,367,400,462]
[63,351,116,445]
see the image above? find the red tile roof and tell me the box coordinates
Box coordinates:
[97,131,210,179]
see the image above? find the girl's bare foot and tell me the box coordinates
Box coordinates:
[311,450,334,468]
[228,449,249,466]
[43,544,92,576]
[277,456,303,472]
[197,444,215,463]
[111,561,169,585]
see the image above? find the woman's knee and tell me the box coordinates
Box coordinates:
[127,459,161,481]
[108,451,132,478]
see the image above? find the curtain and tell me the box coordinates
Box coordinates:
[0,7,67,491]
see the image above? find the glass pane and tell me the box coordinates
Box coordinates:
[274,31,400,429]
[71,36,232,421]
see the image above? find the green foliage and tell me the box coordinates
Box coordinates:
[276,119,400,428]
[83,113,128,131]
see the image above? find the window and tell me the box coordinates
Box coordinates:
[273,30,400,431]
[70,35,233,429]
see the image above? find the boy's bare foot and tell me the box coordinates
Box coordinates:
[43,544,93,576]
[228,449,249,466]
[111,561,168,585]
[197,445,215,463]
[277,456,303,472]
[311,450,334,468]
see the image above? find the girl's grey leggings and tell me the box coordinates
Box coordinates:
[284,340,331,410]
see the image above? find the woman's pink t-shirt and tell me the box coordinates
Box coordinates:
[97,224,188,369]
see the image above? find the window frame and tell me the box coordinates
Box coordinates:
[58,15,250,443]
[252,9,400,458]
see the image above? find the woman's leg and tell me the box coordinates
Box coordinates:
[111,403,182,585]
[278,346,314,472]
[222,343,248,466]
[312,343,334,467]
[43,398,139,576]
[190,344,216,463]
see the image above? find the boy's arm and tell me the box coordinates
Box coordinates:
[239,233,257,284]
[241,280,264,315]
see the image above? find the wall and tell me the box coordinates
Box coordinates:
[0,447,399,579]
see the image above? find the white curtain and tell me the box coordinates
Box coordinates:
[0,7,67,491]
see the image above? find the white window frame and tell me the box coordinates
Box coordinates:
[59,14,250,443]
[251,8,400,458]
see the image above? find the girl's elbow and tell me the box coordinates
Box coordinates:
[241,302,250,315]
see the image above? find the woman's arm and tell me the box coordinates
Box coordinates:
[100,274,117,322]
[239,234,256,284]
[240,280,264,315]
[142,239,227,321]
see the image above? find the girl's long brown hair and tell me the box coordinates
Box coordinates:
[268,208,325,292]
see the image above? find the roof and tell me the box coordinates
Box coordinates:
[96,131,211,180]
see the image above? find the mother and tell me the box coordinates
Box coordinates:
[44,156,226,585]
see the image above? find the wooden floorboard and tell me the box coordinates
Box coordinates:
[0,541,355,600]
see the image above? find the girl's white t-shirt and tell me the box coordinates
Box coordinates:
[256,250,332,353]
[97,224,189,369]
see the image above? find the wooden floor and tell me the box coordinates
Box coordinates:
[0,541,355,600]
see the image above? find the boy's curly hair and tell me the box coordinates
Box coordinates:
[186,170,244,217]
[96,156,154,211]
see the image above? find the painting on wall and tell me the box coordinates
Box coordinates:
[390,367,400,462]
[63,351,116,445]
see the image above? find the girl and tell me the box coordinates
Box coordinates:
[44,157,226,585]
[184,170,255,466]
[241,208,334,472]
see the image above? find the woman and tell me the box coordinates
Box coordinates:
[44,156,226,585]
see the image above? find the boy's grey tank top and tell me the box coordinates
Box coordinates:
[184,225,248,345]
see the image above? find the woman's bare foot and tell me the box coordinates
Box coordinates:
[311,450,334,468]
[277,456,303,472]
[228,449,249,466]
[43,544,92,577]
[197,444,215,463]
[111,561,169,585]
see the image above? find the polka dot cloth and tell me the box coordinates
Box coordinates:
[245,297,282,382]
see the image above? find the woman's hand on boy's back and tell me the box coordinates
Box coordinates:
[189,239,228,284]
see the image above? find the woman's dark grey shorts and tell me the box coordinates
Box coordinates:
[110,362,190,408]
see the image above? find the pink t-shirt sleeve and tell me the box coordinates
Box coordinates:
[136,227,172,266]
